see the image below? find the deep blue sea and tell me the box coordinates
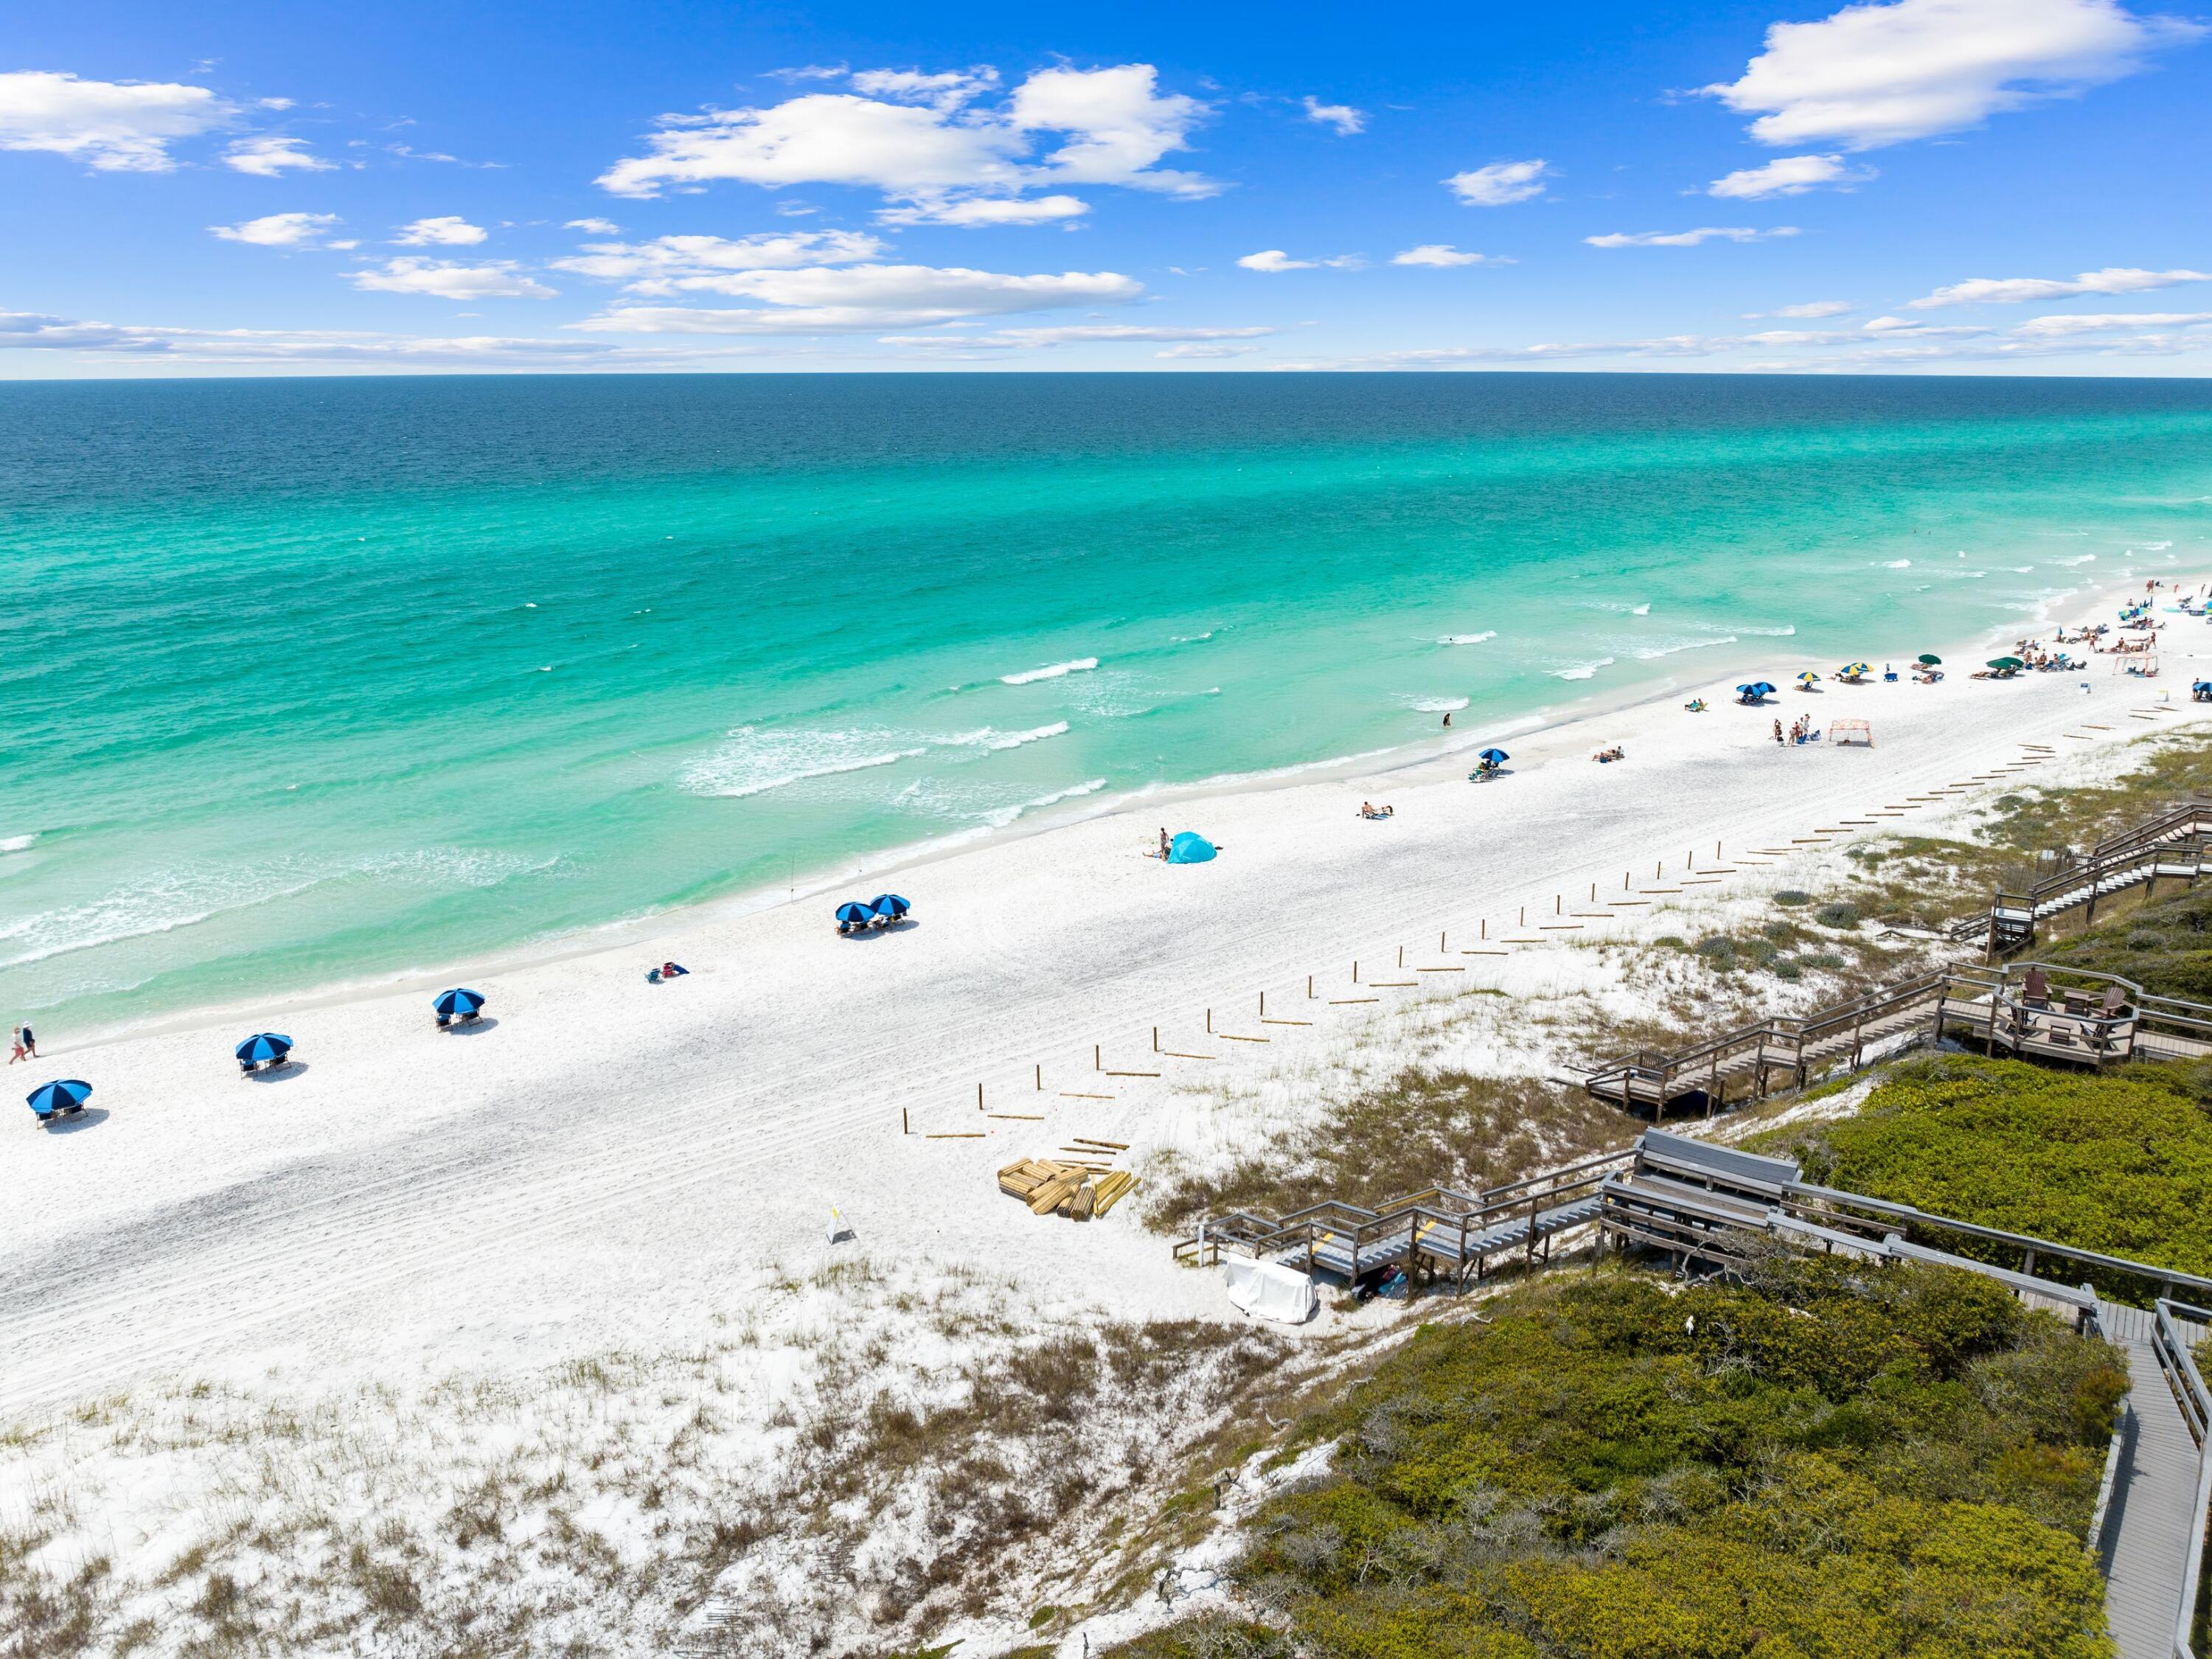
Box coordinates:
[4,372,2209,1031]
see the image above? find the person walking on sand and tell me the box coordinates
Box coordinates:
[18,1023,35,1060]
[1773,717,1784,745]
[7,1029,22,1065]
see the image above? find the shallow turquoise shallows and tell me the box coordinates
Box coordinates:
[3,372,2209,1033]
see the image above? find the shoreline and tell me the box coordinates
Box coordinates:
[40,562,2185,1058]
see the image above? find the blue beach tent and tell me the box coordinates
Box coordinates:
[27,1079,91,1119]
[869,893,911,920]
[234,1032,293,1065]
[434,987,485,1019]
[1166,832,1217,864]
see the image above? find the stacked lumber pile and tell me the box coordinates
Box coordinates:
[997,1139,1138,1221]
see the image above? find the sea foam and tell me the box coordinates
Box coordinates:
[1001,657,1098,685]
[0,834,35,854]
[1439,631,1497,645]
[1551,657,1614,681]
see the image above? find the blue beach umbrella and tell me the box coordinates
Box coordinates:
[869,894,911,919]
[1750,681,1776,695]
[434,987,485,1018]
[27,1079,91,1119]
[1478,748,1509,764]
[835,901,875,926]
[234,1032,293,1065]
[1166,832,1217,864]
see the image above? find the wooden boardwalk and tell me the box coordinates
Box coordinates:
[2096,1298,2208,1659]
[1580,963,2212,1113]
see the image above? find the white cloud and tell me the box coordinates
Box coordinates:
[1750,299,1856,317]
[223,134,334,175]
[210,211,341,246]
[1301,97,1365,135]
[351,259,554,299]
[552,230,887,286]
[564,217,621,234]
[0,307,782,369]
[1703,0,2204,150]
[1907,265,2211,306]
[1860,315,1990,335]
[1707,153,1872,198]
[394,215,489,246]
[2013,310,2212,335]
[1007,65,1212,195]
[1157,342,1259,358]
[877,193,1091,226]
[571,263,1142,333]
[0,69,233,172]
[1444,159,1550,206]
[883,324,1276,349]
[1585,226,1801,247]
[597,65,1214,208]
[849,67,999,110]
[257,97,295,111]
[1391,244,1506,267]
[1238,249,1312,272]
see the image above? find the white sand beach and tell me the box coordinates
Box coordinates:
[5,574,2212,1655]
[7,572,2207,1418]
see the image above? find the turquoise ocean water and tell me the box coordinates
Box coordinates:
[4,373,2210,1034]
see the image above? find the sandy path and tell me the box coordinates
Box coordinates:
[6,584,2208,1417]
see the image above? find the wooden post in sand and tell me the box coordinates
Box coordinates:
[1354,960,1360,983]
[1036,1063,1043,1090]
[1398,945,1406,967]
[977,1082,984,1111]
[1307,975,1315,999]
[1094,1043,1102,1071]
[902,1107,910,1135]
[1206,1007,1214,1032]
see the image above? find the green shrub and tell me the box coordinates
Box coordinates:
[1759,1055,2212,1294]
[1815,900,1863,929]
[1774,889,1811,906]
[1189,1262,2119,1659]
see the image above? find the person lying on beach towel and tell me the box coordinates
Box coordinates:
[1683,698,1707,712]
[1592,745,1625,763]
[1357,801,1394,818]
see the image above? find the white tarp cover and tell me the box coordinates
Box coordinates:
[1223,1255,1318,1324]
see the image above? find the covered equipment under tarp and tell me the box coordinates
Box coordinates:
[1827,719,1872,746]
[1166,832,1217,864]
[1223,1255,1318,1323]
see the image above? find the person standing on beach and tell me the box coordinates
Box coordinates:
[7,1029,22,1065]
[17,1023,34,1060]
[1158,828,1170,860]
[1773,718,1784,745]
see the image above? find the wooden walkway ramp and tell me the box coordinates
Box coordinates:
[1579,962,2212,1114]
[2096,1298,2210,1659]
[1966,798,2212,953]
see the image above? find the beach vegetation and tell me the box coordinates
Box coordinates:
[2039,877,2212,1002]
[1752,1054,2212,1295]
[1114,1259,2120,1658]
[1146,1070,1620,1234]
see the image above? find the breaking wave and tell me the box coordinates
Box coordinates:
[1001,657,1099,686]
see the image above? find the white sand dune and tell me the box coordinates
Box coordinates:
[4,578,2208,1425]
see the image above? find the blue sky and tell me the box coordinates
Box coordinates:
[4,0,2209,375]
